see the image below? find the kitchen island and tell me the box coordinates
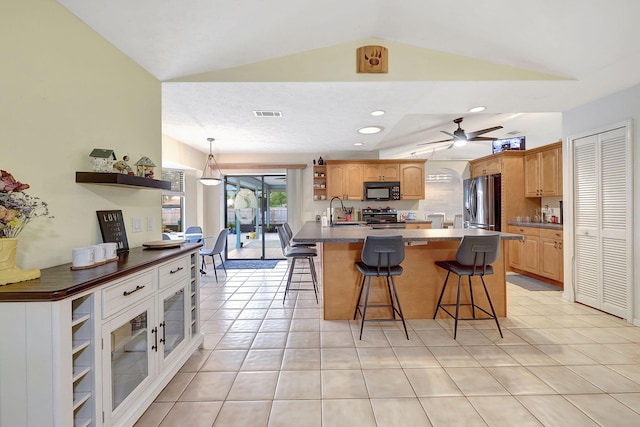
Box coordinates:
[293,221,522,320]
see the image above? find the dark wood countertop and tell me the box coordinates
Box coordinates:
[293,221,523,244]
[0,243,202,302]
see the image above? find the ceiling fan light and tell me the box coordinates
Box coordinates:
[453,139,468,147]
[199,138,223,186]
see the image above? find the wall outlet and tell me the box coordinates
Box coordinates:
[147,216,154,231]
[132,217,143,233]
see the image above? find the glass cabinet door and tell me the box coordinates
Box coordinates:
[160,284,186,361]
[104,298,154,416]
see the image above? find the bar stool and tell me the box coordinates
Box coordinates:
[283,222,316,248]
[433,234,503,339]
[276,225,319,304]
[353,235,408,340]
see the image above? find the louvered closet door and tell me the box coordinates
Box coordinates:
[574,135,599,309]
[573,126,631,318]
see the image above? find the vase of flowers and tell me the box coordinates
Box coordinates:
[0,170,52,285]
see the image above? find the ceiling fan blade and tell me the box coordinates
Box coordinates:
[466,126,503,139]
[469,136,500,142]
[417,137,453,146]
[442,130,467,141]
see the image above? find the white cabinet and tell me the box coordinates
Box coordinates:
[0,246,203,427]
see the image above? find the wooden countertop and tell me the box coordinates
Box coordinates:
[293,221,523,244]
[0,243,202,302]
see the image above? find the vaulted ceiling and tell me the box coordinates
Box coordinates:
[58,0,640,160]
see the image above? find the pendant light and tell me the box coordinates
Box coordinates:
[199,137,223,185]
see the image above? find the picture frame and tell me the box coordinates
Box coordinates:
[96,210,129,253]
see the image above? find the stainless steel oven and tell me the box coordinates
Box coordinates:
[362,207,405,228]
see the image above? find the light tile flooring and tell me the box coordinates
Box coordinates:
[135,263,640,426]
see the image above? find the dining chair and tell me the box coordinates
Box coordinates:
[427,214,444,229]
[184,226,203,243]
[200,229,227,282]
[454,214,463,229]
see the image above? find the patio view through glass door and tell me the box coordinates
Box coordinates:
[225,175,287,260]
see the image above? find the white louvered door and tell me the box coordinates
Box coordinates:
[573,126,632,318]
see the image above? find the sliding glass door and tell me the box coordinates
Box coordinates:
[225,175,287,260]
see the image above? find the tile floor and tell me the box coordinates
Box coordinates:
[135,262,640,426]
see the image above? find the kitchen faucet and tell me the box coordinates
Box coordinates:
[329,196,346,226]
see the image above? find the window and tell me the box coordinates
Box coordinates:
[161,169,185,232]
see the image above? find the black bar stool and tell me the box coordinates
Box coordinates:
[276,225,319,304]
[433,234,503,339]
[353,235,408,340]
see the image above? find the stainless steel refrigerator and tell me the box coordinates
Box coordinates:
[463,174,501,231]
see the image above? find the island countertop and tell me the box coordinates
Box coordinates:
[293,221,523,244]
[292,221,521,321]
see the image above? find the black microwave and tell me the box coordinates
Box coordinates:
[364,181,401,201]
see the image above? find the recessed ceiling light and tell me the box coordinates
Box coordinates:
[370,110,385,116]
[469,106,486,113]
[357,126,384,134]
[354,142,364,146]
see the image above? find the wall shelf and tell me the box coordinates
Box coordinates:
[76,172,171,190]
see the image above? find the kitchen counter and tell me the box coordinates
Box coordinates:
[294,222,522,320]
[0,243,202,302]
[507,221,563,230]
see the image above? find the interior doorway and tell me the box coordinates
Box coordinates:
[224,175,287,260]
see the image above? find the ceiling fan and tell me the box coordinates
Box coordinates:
[417,117,503,148]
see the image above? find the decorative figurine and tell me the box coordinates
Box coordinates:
[135,156,156,178]
[317,156,324,165]
[113,155,134,174]
[89,148,116,172]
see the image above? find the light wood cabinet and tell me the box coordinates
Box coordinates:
[363,163,399,182]
[326,160,425,201]
[508,225,563,283]
[312,165,327,201]
[399,162,425,199]
[524,142,562,197]
[470,156,502,177]
[539,228,564,282]
[326,162,364,200]
[405,222,431,229]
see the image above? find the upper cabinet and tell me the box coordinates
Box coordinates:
[363,163,399,182]
[326,162,364,200]
[470,156,502,178]
[325,160,425,201]
[399,162,425,199]
[524,141,562,197]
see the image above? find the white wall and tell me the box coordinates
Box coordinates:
[2,1,161,269]
[562,83,640,321]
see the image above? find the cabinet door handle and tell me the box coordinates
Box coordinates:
[159,321,166,345]
[123,285,145,296]
[151,326,158,352]
[170,267,184,274]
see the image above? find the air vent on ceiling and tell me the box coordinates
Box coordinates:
[253,111,282,118]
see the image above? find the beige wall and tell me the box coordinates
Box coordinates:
[1,1,161,269]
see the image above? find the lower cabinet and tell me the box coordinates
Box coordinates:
[508,225,563,283]
[405,222,431,229]
[0,248,203,427]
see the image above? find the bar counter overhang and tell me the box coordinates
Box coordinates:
[293,222,523,321]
